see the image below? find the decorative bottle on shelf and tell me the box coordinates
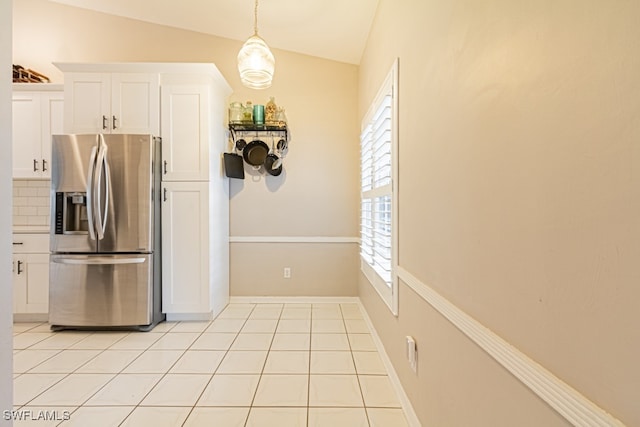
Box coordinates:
[229,102,243,124]
[243,101,253,123]
[276,107,287,127]
[265,97,277,124]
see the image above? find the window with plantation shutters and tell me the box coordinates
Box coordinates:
[360,59,398,314]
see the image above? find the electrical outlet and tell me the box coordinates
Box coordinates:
[406,336,417,373]
[284,267,291,279]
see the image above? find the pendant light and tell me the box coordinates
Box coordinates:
[237,0,275,89]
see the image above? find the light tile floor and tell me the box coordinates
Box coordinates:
[12,303,410,426]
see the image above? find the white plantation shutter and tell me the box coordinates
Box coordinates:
[360,59,398,314]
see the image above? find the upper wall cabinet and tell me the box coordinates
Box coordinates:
[161,84,210,181]
[62,72,159,134]
[12,84,64,179]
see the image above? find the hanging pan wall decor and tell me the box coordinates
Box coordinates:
[242,139,269,167]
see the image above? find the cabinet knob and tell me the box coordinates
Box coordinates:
[112,115,118,130]
[102,115,108,130]
[33,159,39,172]
[163,161,168,175]
[42,159,47,172]
[17,260,23,275]
[163,188,167,202]
[12,242,24,245]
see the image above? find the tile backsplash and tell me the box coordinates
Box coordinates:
[13,180,50,228]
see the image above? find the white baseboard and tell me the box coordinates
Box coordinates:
[229,296,360,304]
[165,313,214,322]
[396,266,625,427]
[13,313,48,323]
[229,236,359,244]
[357,299,422,427]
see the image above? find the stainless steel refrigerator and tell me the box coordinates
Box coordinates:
[49,134,164,331]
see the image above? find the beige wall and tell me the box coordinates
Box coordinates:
[358,1,640,426]
[13,0,360,297]
[231,243,358,297]
[360,277,572,427]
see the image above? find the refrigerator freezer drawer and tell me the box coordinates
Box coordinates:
[49,254,154,328]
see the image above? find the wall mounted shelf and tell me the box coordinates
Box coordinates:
[229,123,289,142]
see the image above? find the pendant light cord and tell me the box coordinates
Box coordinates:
[254,0,259,35]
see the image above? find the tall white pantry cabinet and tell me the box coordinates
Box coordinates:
[57,63,232,321]
[159,72,231,320]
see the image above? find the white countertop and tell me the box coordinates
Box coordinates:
[13,226,50,234]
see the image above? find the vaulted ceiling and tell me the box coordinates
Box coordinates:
[48,0,379,64]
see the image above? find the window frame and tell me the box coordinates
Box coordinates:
[360,59,399,316]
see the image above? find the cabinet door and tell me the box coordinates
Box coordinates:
[64,72,111,133]
[40,92,64,179]
[12,93,42,178]
[161,181,210,314]
[13,253,49,314]
[24,254,50,313]
[13,255,27,313]
[111,73,160,135]
[161,84,210,181]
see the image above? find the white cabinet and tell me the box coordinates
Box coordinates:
[12,233,50,316]
[12,85,63,179]
[63,72,159,134]
[55,62,232,321]
[161,84,210,181]
[161,181,210,314]
[159,69,231,320]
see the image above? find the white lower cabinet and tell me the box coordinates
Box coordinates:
[161,181,211,315]
[12,234,50,316]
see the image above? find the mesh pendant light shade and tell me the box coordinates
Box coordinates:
[237,34,275,89]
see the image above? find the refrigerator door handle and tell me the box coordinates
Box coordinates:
[101,150,111,237]
[86,145,98,241]
[95,135,110,240]
[52,257,146,265]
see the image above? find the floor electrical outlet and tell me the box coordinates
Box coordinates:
[284,267,291,279]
